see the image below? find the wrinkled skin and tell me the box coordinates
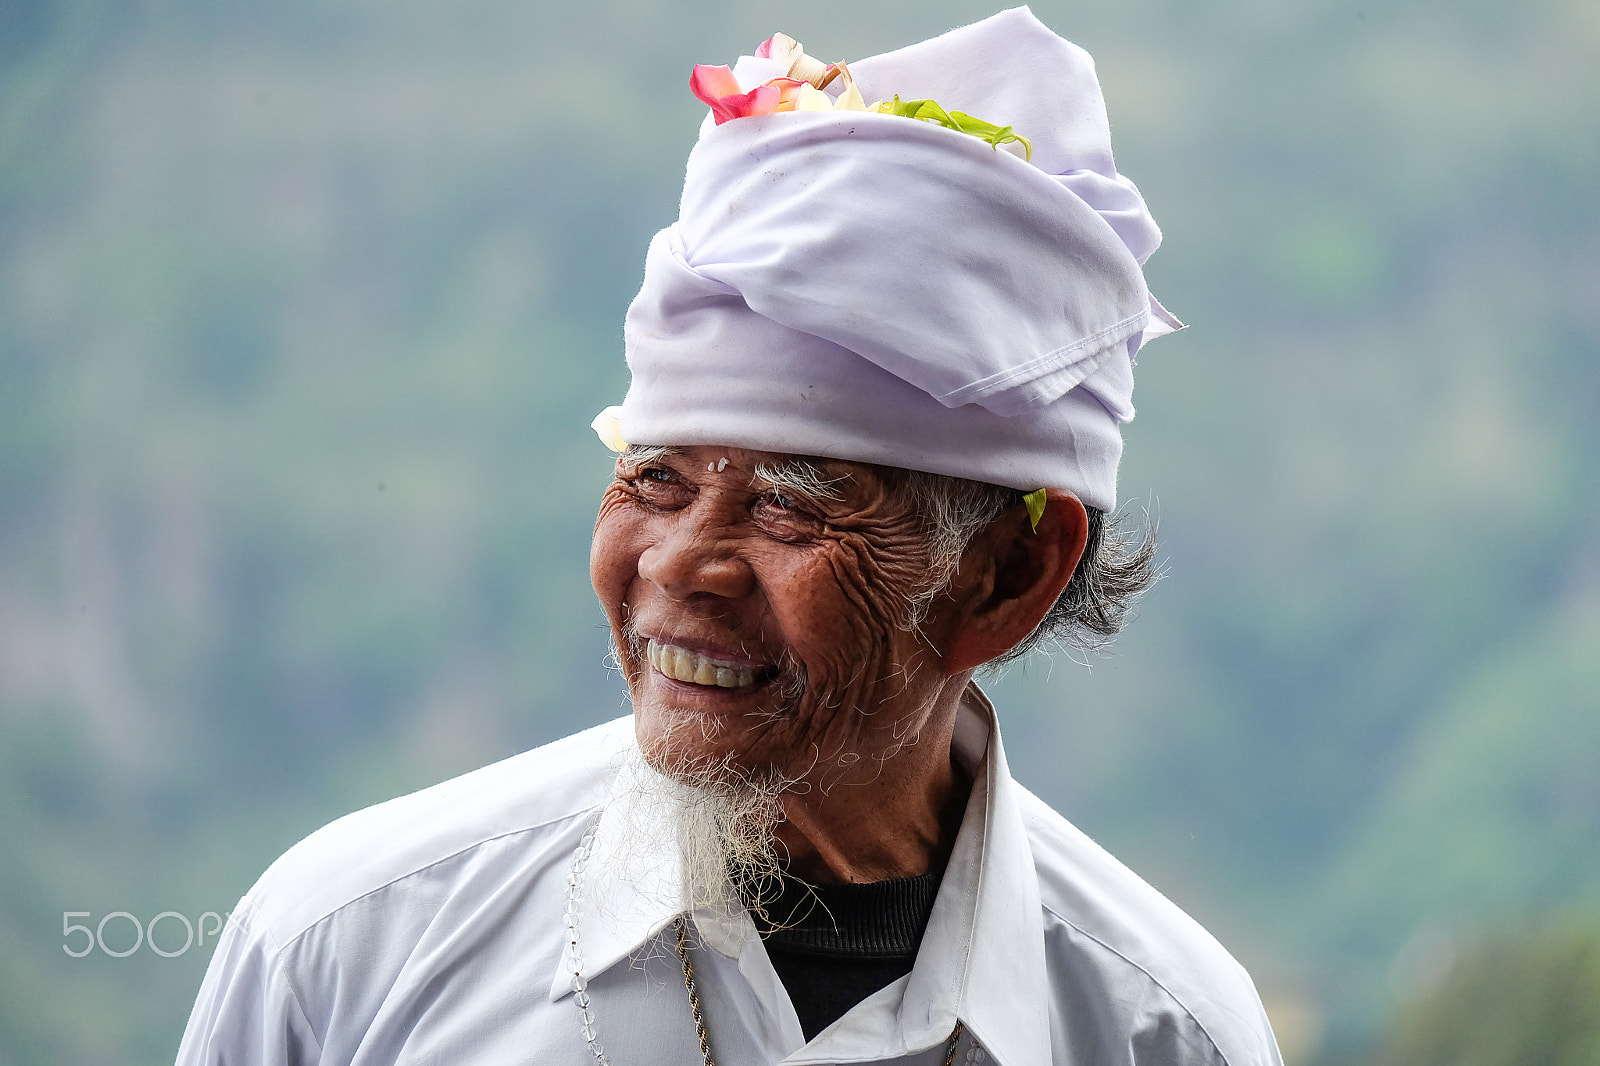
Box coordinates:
[591,444,1084,882]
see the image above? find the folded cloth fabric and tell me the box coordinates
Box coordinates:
[616,6,1179,510]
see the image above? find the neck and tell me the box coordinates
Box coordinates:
[773,675,975,884]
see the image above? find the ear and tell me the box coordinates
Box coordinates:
[941,490,1088,674]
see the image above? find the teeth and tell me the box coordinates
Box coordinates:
[646,640,758,689]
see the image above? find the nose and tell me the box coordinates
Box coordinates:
[636,513,757,601]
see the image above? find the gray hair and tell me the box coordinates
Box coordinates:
[896,470,1158,661]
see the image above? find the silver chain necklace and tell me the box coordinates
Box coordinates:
[565,817,976,1065]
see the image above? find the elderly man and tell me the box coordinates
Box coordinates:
[179,9,1282,1066]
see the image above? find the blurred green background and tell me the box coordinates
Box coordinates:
[2,0,1597,1063]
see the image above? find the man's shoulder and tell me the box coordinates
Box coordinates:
[242,715,636,945]
[1013,784,1281,1066]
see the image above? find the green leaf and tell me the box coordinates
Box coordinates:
[877,96,1033,160]
[1023,488,1048,532]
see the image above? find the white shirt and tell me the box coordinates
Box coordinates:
[177,688,1282,1066]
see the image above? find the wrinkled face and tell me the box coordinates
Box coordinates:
[591,445,961,784]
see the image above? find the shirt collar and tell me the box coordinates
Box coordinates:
[929,685,1052,1066]
[548,687,1051,1066]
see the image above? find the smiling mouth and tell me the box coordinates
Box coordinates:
[646,640,768,689]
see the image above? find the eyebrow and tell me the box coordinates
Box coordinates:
[617,444,680,469]
[751,456,849,503]
[618,445,852,504]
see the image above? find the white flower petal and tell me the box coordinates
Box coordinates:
[590,406,627,452]
[837,79,867,112]
[766,32,804,66]
[796,84,832,111]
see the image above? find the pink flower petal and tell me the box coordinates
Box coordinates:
[732,83,783,121]
[755,34,777,59]
[694,82,776,124]
[689,64,743,107]
[691,67,810,124]
[764,77,807,111]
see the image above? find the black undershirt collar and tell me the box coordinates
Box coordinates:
[743,869,943,1040]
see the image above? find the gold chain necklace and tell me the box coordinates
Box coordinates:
[672,917,715,1065]
[568,819,971,1065]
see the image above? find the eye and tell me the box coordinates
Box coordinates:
[615,462,672,486]
[755,488,807,515]
[754,489,824,538]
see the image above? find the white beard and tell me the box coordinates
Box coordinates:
[606,747,794,923]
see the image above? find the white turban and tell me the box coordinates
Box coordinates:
[614,6,1178,511]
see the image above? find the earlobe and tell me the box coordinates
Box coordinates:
[942,490,1088,673]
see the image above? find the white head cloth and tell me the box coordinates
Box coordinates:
[617,6,1179,511]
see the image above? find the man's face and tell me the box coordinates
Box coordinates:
[591,445,961,784]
